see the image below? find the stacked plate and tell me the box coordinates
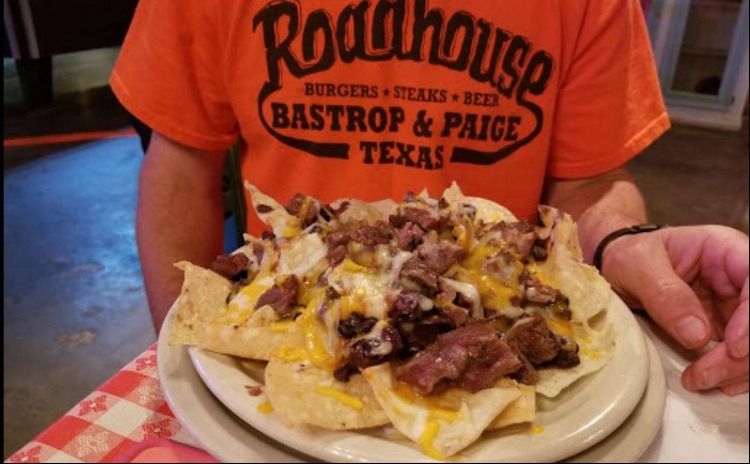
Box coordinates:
[157,292,667,463]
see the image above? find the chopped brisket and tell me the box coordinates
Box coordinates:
[438,305,470,328]
[397,222,425,251]
[254,276,299,318]
[399,257,440,292]
[210,253,249,281]
[348,221,393,247]
[509,351,538,385]
[333,363,359,382]
[324,231,349,266]
[416,239,464,275]
[388,290,422,322]
[493,221,537,261]
[393,321,521,396]
[548,346,581,369]
[506,313,561,365]
[520,270,568,307]
[434,285,470,327]
[545,336,580,369]
[285,193,319,227]
[389,207,444,231]
[346,325,404,369]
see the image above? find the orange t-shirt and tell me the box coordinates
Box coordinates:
[111,0,669,234]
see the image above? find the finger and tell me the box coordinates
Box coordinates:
[720,380,749,396]
[682,342,749,392]
[724,279,749,359]
[629,244,712,350]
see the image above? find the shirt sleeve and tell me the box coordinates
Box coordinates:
[110,0,239,151]
[547,0,670,179]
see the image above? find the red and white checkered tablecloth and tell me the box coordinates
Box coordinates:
[5,344,196,463]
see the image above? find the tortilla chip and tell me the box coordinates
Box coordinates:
[363,364,524,459]
[487,382,536,429]
[245,181,302,237]
[531,208,615,397]
[331,198,398,226]
[442,182,518,224]
[171,182,617,456]
[277,233,328,277]
[264,358,390,430]
[169,262,303,360]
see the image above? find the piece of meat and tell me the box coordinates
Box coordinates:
[397,222,425,251]
[389,206,444,231]
[438,305,470,328]
[548,347,580,369]
[394,321,521,396]
[324,231,349,266]
[416,239,464,275]
[285,193,319,227]
[433,285,471,327]
[388,290,422,322]
[509,351,538,385]
[210,253,249,281]
[453,341,525,393]
[399,257,440,292]
[506,313,561,365]
[531,238,549,261]
[394,311,456,356]
[333,363,359,382]
[493,221,537,261]
[393,344,457,396]
[520,270,567,307]
[348,221,393,247]
[545,336,580,369]
[254,276,299,318]
[346,325,404,369]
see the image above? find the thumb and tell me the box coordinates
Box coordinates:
[608,237,712,350]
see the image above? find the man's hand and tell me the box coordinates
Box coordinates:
[601,225,749,396]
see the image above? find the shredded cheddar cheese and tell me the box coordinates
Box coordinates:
[274,346,309,362]
[428,408,463,423]
[315,385,364,410]
[529,425,545,434]
[270,321,295,333]
[419,420,445,460]
[257,401,274,414]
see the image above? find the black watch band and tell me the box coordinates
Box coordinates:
[593,224,668,272]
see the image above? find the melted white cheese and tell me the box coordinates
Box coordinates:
[438,277,483,319]
[278,233,328,278]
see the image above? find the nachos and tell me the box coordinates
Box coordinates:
[169,182,614,459]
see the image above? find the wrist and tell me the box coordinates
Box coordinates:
[593,224,669,272]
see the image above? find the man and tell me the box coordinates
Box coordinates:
[111,0,748,395]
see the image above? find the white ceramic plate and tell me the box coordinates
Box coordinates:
[157,304,666,463]
[159,292,656,462]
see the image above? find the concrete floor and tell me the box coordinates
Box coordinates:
[3,48,749,459]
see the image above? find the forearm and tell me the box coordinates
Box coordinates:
[542,166,648,264]
[136,133,227,334]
